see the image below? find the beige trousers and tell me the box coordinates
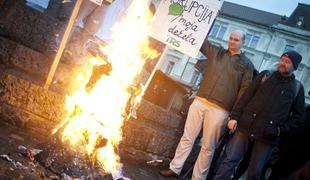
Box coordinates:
[169,97,229,180]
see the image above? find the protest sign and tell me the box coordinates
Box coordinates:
[150,0,222,57]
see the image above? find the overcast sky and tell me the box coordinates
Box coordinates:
[224,0,310,16]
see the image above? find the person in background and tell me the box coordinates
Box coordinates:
[269,90,310,180]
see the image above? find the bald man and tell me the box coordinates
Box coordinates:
[160,30,254,180]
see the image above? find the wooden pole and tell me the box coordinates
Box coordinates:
[44,0,83,89]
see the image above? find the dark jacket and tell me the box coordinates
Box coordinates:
[230,71,305,144]
[197,41,254,111]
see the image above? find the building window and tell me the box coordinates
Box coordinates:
[180,62,201,85]
[244,51,255,59]
[165,61,175,75]
[210,23,227,39]
[245,33,260,49]
[296,16,304,27]
[284,44,295,52]
[190,70,200,85]
[181,63,194,83]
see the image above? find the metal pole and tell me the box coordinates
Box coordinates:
[44,0,83,89]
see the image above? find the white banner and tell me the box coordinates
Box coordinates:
[150,0,222,58]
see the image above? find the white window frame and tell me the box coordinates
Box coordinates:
[165,61,175,75]
[210,23,228,39]
[245,32,260,49]
[284,44,295,53]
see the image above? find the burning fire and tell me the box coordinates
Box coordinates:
[53,0,158,175]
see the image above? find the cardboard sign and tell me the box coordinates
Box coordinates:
[150,0,222,58]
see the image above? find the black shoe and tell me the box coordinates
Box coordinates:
[159,169,178,178]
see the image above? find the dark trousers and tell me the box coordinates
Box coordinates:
[207,130,232,179]
[231,143,253,180]
[214,131,275,180]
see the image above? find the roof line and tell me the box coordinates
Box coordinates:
[223,1,282,16]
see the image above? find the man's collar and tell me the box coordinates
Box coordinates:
[226,49,241,57]
[275,71,295,81]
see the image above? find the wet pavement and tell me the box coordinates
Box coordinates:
[0,121,188,180]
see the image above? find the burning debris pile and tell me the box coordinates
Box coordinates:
[36,131,113,179]
[36,0,159,179]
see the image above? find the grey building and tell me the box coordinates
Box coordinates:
[157,1,310,104]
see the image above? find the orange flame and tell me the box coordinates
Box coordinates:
[54,0,158,174]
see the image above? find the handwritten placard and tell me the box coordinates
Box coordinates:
[150,0,222,58]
